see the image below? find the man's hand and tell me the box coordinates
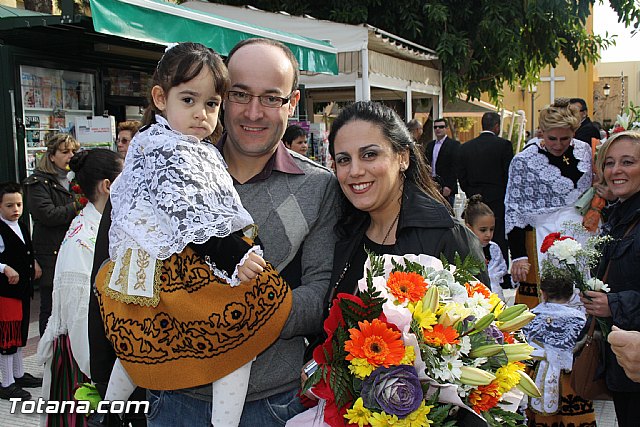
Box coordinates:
[34,260,42,280]
[237,252,267,283]
[608,326,640,383]
[4,266,19,284]
[442,186,452,197]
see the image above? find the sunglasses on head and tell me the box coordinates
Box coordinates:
[434,125,446,129]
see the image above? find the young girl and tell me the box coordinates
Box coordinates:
[97,42,291,427]
[463,195,508,300]
[521,270,596,426]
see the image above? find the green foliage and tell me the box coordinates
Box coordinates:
[439,252,485,284]
[214,0,640,101]
[484,406,525,427]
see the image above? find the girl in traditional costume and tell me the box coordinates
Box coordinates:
[96,42,292,427]
[522,266,596,426]
[505,98,592,308]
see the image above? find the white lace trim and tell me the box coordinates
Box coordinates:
[109,115,254,261]
[504,139,592,234]
[206,245,263,287]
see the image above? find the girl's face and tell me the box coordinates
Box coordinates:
[603,138,640,201]
[288,135,308,156]
[152,68,221,141]
[542,126,574,157]
[49,143,76,170]
[467,214,495,247]
[333,120,409,216]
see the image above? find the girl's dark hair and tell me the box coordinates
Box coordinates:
[539,274,574,302]
[69,149,123,202]
[328,101,448,238]
[142,42,229,142]
[282,125,307,146]
[463,194,494,226]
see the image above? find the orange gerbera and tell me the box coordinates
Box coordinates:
[468,381,502,413]
[502,331,515,344]
[344,319,405,367]
[465,282,491,299]
[422,323,460,346]
[387,271,428,303]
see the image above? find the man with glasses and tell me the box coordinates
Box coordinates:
[425,118,460,206]
[142,39,338,426]
[569,98,601,144]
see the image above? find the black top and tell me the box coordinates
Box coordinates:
[0,221,34,300]
[337,236,399,296]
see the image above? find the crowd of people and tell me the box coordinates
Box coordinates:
[0,37,639,427]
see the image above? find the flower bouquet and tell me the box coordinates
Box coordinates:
[300,253,540,427]
[540,231,611,334]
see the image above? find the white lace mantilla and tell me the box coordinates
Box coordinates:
[504,139,592,234]
[109,115,254,261]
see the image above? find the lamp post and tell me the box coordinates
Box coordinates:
[529,84,537,135]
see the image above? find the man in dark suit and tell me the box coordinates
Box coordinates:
[457,112,513,260]
[570,98,601,144]
[425,118,460,206]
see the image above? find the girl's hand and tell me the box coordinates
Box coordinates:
[4,266,19,284]
[237,252,266,283]
[510,259,530,283]
[580,290,612,317]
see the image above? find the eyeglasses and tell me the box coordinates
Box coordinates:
[226,90,292,108]
[434,125,446,129]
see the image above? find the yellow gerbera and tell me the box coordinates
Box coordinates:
[399,346,416,365]
[397,401,434,427]
[368,411,399,427]
[349,357,376,379]
[495,362,524,393]
[408,301,438,331]
[345,397,372,427]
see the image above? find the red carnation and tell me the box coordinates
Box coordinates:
[540,232,561,253]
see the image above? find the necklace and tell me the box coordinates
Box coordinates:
[381,211,401,245]
[562,155,570,165]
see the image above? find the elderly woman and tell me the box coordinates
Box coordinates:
[581,130,640,427]
[505,98,592,308]
[23,133,81,336]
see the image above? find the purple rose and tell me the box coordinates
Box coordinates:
[361,365,423,418]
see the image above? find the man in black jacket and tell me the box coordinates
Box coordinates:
[425,118,460,206]
[457,112,513,260]
[570,98,601,144]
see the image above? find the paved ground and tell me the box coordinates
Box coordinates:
[0,289,620,426]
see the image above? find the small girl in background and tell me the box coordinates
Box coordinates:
[463,195,508,300]
[99,42,291,427]
[521,270,595,426]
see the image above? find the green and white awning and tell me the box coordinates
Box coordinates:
[89,0,337,74]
